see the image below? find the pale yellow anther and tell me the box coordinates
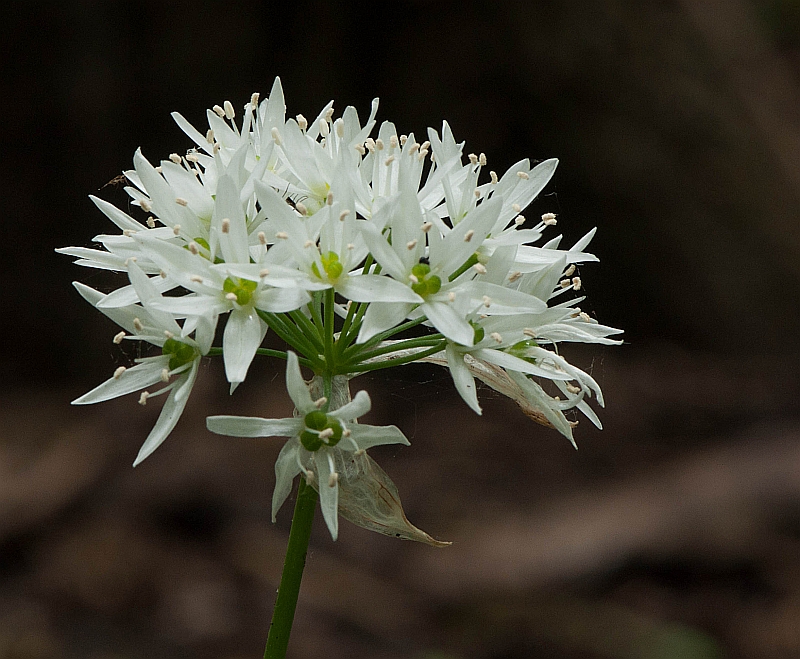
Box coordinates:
[169,153,181,164]
[515,216,526,226]
[523,328,536,338]
[572,277,582,290]
[324,107,335,121]
[569,420,580,428]
[326,192,334,206]
[160,270,167,278]
[354,448,365,456]
[490,332,503,344]
[258,231,267,245]
[420,140,431,152]
[146,216,156,228]
[250,92,260,106]
[133,318,144,331]
[566,383,581,394]
[138,391,149,406]
[259,268,270,278]
[295,202,307,216]
[375,138,384,151]
[409,143,420,155]
[482,295,492,307]
[113,366,126,379]
[512,204,521,213]
[296,114,308,130]
[339,209,351,221]
[473,263,487,274]
[172,225,181,236]
[155,166,162,173]
[318,428,334,441]
[124,257,137,265]
[123,229,136,237]
[213,104,225,117]
[464,230,475,242]
[469,153,478,165]
[542,212,557,225]
[221,218,231,233]
[517,171,530,180]
[223,100,235,119]
[314,396,328,409]
[479,153,487,166]
[390,135,399,148]
[304,240,314,248]
[418,149,429,161]
[226,292,237,301]
[276,231,288,240]
[206,129,214,143]
[385,155,395,166]
[560,279,571,288]
[564,264,576,277]
[113,331,126,344]
[365,138,376,152]
[448,292,456,302]
[342,428,352,437]
[508,271,522,283]
[474,189,481,198]
[175,197,188,207]
[579,312,591,322]
[335,119,344,138]
[163,330,174,339]
[140,200,152,212]
[160,368,170,383]
[190,275,203,283]
[406,239,418,250]
[400,134,408,145]
[305,469,315,483]
[409,274,419,284]
[347,243,355,250]
[490,171,498,184]
[355,143,366,155]
[421,222,432,233]
[328,472,339,488]
[213,143,220,154]
[271,127,282,145]
[319,118,329,137]
[186,153,199,163]
[188,242,199,255]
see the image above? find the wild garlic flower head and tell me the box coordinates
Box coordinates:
[61,79,621,539]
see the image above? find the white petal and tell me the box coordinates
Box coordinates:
[357,302,414,343]
[253,287,311,313]
[222,308,265,384]
[206,415,302,437]
[337,274,422,304]
[133,365,199,466]
[315,451,339,541]
[446,343,481,414]
[423,301,474,346]
[330,390,371,421]
[72,359,167,405]
[347,424,410,449]
[272,440,302,522]
[89,195,144,233]
[213,174,250,264]
[285,352,315,412]
[357,221,407,281]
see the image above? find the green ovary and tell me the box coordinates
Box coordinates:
[162,338,200,371]
[311,251,344,283]
[223,276,258,306]
[410,262,442,297]
[299,410,344,451]
[508,338,539,363]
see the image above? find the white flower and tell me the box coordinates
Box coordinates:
[71,261,210,466]
[206,352,410,540]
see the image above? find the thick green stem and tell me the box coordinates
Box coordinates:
[263,477,318,659]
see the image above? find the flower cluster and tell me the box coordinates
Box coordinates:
[60,78,621,540]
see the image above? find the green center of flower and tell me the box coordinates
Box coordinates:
[162,338,200,371]
[470,321,485,344]
[508,339,539,362]
[300,410,344,451]
[410,262,442,297]
[311,251,344,282]
[222,276,258,306]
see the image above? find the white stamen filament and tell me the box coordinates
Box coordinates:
[385,155,395,166]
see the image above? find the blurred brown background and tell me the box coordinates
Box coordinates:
[3,1,800,657]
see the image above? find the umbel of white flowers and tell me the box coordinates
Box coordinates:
[60,78,622,541]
